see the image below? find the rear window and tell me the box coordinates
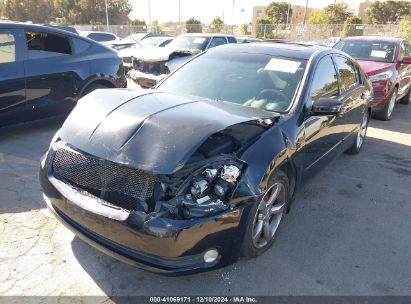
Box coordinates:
[334,39,397,63]
[26,31,72,59]
[88,33,116,42]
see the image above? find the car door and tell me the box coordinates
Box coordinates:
[23,29,80,120]
[302,55,343,173]
[0,28,28,127]
[332,55,366,141]
[397,41,411,97]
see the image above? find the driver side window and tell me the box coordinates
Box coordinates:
[309,56,339,105]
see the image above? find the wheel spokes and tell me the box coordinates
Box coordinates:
[263,220,272,243]
[253,219,263,241]
[270,202,285,215]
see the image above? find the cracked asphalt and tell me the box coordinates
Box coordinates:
[1,82,411,297]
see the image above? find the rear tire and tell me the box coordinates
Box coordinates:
[399,86,410,105]
[345,110,369,155]
[241,170,289,258]
[82,83,110,97]
[373,88,397,121]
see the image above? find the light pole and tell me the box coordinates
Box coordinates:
[285,0,291,29]
[302,0,308,25]
[104,0,109,31]
[148,0,152,32]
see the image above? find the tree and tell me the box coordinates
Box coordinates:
[131,19,146,26]
[151,20,161,33]
[239,23,248,35]
[308,10,327,24]
[5,0,54,23]
[323,2,351,24]
[397,17,411,41]
[368,1,411,24]
[255,19,272,39]
[5,0,132,25]
[265,1,292,24]
[0,0,5,17]
[343,17,363,37]
[209,17,224,33]
[186,17,202,33]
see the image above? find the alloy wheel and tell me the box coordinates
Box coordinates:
[387,90,397,118]
[252,182,286,249]
[356,112,368,150]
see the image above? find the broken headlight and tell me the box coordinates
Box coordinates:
[179,163,243,218]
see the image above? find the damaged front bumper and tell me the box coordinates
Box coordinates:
[129,70,166,88]
[39,153,254,275]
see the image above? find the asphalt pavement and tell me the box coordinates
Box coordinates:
[0,81,410,296]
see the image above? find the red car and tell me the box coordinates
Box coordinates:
[334,36,411,120]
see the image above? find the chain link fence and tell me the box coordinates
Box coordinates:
[74,23,401,41]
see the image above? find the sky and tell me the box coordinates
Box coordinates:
[129,0,360,24]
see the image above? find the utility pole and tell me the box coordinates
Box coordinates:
[302,0,308,24]
[232,0,235,35]
[285,0,291,29]
[178,0,181,26]
[104,0,109,31]
[148,0,151,32]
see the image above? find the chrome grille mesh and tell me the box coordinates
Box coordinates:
[52,147,157,201]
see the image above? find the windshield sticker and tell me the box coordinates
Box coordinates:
[264,58,301,73]
[371,50,387,58]
[193,37,206,44]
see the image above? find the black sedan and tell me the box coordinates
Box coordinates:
[40,42,372,274]
[0,22,126,128]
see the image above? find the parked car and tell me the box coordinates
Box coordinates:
[236,36,263,43]
[130,33,237,88]
[334,36,411,120]
[139,36,174,48]
[126,32,170,43]
[326,36,341,47]
[80,31,121,46]
[110,39,142,72]
[40,42,372,274]
[0,22,127,128]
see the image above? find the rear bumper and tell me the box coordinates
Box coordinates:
[39,151,252,275]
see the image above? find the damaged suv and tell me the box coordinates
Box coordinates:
[130,33,237,88]
[40,43,372,274]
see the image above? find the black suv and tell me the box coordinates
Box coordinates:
[0,23,127,128]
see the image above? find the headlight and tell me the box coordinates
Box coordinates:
[177,162,243,218]
[368,70,393,82]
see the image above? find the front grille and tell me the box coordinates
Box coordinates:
[52,146,157,210]
[134,60,168,75]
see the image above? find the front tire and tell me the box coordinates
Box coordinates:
[373,88,397,121]
[241,170,289,258]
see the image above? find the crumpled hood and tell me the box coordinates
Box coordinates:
[357,60,394,76]
[134,47,199,62]
[57,89,278,174]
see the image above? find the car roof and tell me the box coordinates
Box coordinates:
[0,21,81,37]
[213,41,326,60]
[81,31,117,36]
[342,36,402,43]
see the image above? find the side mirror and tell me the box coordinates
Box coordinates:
[401,56,411,64]
[311,98,342,115]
